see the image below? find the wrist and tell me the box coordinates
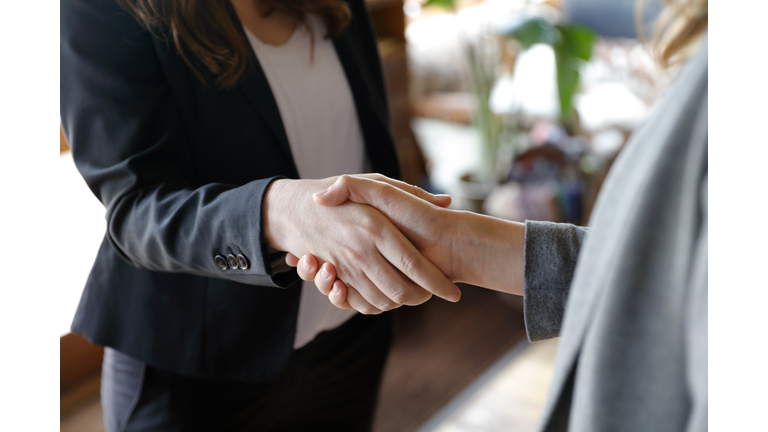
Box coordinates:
[263,179,291,251]
[452,211,525,295]
[445,210,476,284]
[262,177,340,253]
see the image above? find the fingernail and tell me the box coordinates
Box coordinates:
[436,194,451,199]
[320,267,330,280]
[331,284,340,295]
[447,291,460,303]
[314,188,329,198]
[300,260,311,272]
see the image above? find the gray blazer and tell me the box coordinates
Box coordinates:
[522,37,707,431]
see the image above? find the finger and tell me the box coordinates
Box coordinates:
[346,284,386,315]
[314,261,337,296]
[375,226,461,303]
[297,254,320,282]
[285,252,299,267]
[329,279,351,309]
[344,268,401,313]
[314,174,451,208]
[361,249,433,307]
[343,283,401,314]
[360,174,452,208]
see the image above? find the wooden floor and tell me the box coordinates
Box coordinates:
[60,395,104,432]
[430,338,558,432]
[373,284,526,432]
[61,285,526,431]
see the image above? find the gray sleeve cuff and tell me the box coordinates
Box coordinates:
[523,220,588,342]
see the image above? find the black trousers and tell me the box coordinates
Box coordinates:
[101,313,393,432]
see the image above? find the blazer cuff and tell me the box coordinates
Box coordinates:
[523,220,587,342]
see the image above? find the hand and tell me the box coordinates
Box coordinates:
[284,174,457,310]
[265,174,461,315]
[287,174,526,310]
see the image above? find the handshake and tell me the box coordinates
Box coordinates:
[264,174,526,315]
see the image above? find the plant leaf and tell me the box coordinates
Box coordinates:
[553,48,581,122]
[557,25,596,62]
[502,16,560,48]
[423,0,457,11]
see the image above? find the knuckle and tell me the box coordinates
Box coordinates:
[358,214,382,237]
[414,185,429,200]
[377,184,398,207]
[398,253,419,277]
[337,174,353,188]
[389,289,410,306]
[335,260,352,276]
[346,246,368,264]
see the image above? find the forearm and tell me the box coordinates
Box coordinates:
[107,179,280,281]
[450,211,525,296]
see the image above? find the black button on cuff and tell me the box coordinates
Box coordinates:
[227,254,238,270]
[214,255,228,270]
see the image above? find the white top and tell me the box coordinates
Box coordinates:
[244,16,362,349]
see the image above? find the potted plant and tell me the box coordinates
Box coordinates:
[500,15,596,132]
[418,1,595,211]
[420,0,505,211]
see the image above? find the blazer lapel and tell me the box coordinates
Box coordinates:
[238,56,298,177]
[332,27,401,179]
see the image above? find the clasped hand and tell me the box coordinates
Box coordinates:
[279,174,468,314]
[265,174,461,315]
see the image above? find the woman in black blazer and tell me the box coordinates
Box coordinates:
[60,0,459,430]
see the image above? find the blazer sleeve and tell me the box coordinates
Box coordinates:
[523,220,588,341]
[60,0,297,288]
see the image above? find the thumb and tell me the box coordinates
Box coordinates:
[314,174,452,209]
[313,175,426,223]
[313,174,387,209]
[313,177,351,206]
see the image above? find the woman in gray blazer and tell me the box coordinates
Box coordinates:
[292,1,708,431]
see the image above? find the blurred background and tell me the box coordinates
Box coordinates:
[60,0,674,430]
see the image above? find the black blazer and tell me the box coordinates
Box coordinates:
[61,0,400,382]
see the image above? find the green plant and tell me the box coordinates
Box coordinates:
[464,35,504,183]
[423,0,456,11]
[423,0,504,183]
[502,16,596,127]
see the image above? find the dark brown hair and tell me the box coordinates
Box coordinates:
[118,0,351,88]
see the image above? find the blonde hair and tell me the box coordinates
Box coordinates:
[637,0,708,69]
